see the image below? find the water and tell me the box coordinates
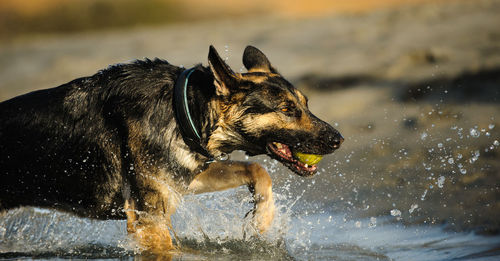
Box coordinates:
[2,189,500,260]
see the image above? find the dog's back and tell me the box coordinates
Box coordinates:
[0,59,181,218]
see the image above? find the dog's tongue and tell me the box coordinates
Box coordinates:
[293,152,323,165]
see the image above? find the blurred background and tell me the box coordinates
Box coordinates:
[1,0,500,257]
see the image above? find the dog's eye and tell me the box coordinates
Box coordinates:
[279,103,296,115]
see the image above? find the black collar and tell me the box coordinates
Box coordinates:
[173,67,213,159]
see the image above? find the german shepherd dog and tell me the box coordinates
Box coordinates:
[0,46,343,254]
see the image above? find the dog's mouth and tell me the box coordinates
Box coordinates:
[267,142,321,177]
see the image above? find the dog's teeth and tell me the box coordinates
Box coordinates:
[305,164,309,168]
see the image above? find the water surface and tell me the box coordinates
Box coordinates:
[2,188,499,260]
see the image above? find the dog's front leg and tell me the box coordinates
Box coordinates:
[188,161,275,233]
[124,180,180,255]
[125,198,175,255]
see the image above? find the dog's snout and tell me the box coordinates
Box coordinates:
[313,117,344,153]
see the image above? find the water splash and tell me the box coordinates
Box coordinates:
[0,207,131,258]
[170,186,294,258]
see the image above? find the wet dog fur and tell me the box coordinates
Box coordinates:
[0,46,343,254]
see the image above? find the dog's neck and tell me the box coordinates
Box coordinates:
[174,66,226,161]
[173,67,213,159]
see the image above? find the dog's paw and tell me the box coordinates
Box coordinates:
[132,220,175,255]
[253,195,275,233]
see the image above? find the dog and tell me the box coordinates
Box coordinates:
[0,45,343,254]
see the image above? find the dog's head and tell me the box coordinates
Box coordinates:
[207,45,343,176]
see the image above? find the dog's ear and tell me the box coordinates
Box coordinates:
[243,46,278,74]
[208,45,239,96]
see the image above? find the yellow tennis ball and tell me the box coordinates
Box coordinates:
[293,152,323,165]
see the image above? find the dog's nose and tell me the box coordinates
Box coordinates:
[332,133,344,149]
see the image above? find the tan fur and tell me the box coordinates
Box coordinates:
[124,198,174,255]
[242,113,280,130]
[206,100,248,155]
[240,109,315,135]
[246,68,269,73]
[133,215,175,255]
[297,112,314,131]
[172,143,200,172]
[239,73,274,83]
[294,89,308,106]
[124,199,137,233]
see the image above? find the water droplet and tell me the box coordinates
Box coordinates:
[448,158,454,164]
[469,150,480,163]
[489,123,495,129]
[409,203,419,214]
[390,209,402,217]
[437,176,445,188]
[420,132,428,140]
[369,217,377,228]
[437,143,443,148]
[470,128,480,138]
[421,189,428,200]
[355,221,362,228]
[494,140,499,146]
